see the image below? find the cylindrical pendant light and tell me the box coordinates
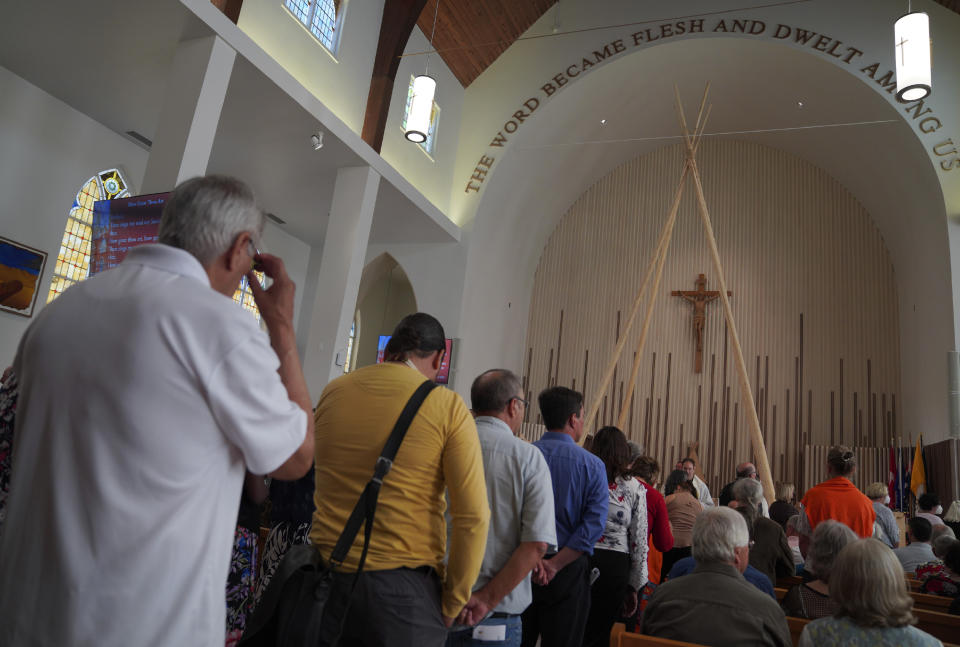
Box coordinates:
[894,11,931,102]
[404,75,436,143]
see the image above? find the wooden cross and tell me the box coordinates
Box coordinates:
[671,273,732,373]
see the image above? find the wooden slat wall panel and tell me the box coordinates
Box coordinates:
[522,139,901,496]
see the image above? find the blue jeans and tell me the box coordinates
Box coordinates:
[446,615,522,647]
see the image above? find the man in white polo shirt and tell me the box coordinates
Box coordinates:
[0,176,314,646]
[449,369,556,646]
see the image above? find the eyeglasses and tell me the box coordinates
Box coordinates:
[511,396,529,408]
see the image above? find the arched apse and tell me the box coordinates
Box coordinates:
[524,139,900,494]
[455,36,953,442]
[353,253,417,369]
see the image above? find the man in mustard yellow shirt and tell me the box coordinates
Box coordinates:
[310,313,490,645]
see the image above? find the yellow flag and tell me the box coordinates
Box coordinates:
[910,437,926,498]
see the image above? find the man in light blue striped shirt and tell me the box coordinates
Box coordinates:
[448,370,556,647]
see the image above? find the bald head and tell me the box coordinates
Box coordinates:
[471,369,525,433]
[736,462,758,479]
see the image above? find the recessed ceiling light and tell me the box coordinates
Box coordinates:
[600,119,607,125]
[797,101,804,108]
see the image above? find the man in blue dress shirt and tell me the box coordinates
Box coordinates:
[520,387,608,647]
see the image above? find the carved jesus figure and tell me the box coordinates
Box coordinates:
[671,274,731,372]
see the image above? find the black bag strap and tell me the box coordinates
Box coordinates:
[328,379,439,571]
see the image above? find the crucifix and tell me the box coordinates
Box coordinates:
[671,273,732,373]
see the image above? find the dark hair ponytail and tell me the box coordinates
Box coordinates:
[384,313,446,361]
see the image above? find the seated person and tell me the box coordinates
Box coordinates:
[782,520,857,619]
[916,493,946,528]
[664,553,775,600]
[718,462,770,518]
[731,478,794,586]
[894,517,935,573]
[919,539,960,597]
[799,539,941,647]
[769,481,798,529]
[784,515,805,574]
[641,507,791,647]
[865,481,900,549]
[915,525,957,580]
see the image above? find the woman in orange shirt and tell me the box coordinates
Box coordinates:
[797,446,875,556]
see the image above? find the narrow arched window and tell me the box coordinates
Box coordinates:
[343,315,358,373]
[47,169,129,303]
[49,170,263,323]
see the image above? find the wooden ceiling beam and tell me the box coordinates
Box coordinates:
[361,0,429,152]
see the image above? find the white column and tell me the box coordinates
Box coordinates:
[301,166,381,401]
[141,35,236,193]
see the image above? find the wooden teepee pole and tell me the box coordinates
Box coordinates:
[680,91,775,503]
[614,169,685,430]
[616,89,711,430]
[582,185,680,439]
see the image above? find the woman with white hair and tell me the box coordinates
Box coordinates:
[799,539,941,646]
[864,481,899,549]
[731,477,794,586]
[782,520,857,619]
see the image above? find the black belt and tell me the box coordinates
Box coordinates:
[489,612,520,619]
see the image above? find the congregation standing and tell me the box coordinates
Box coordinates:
[0,175,953,647]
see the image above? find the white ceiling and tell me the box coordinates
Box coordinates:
[0,0,194,146]
[0,0,457,249]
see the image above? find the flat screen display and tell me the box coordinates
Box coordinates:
[90,192,169,276]
[377,335,454,385]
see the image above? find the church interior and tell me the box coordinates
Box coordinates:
[3,0,960,641]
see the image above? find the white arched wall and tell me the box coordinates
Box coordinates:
[353,252,417,369]
[453,4,959,442]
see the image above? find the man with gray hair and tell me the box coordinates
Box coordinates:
[448,369,557,645]
[641,507,791,646]
[718,460,770,517]
[0,175,314,646]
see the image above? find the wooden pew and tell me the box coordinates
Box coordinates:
[609,623,705,647]
[914,608,960,644]
[786,617,808,646]
[777,584,950,613]
[912,590,954,612]
[777,575,803,588]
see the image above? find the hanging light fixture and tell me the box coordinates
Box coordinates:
[405,0,440,143]
[894,5,931,102]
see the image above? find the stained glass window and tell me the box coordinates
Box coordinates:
[283,0,343,53]
[233,272,265,323]
[401,75,441,156]
[49,168,264,324]
[343,320,356,373]
[47,169,130,303]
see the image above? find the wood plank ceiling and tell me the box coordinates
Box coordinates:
[415,0,555,87]
[416,0,960,88]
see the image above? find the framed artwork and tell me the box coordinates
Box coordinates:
[0,236,48,318]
